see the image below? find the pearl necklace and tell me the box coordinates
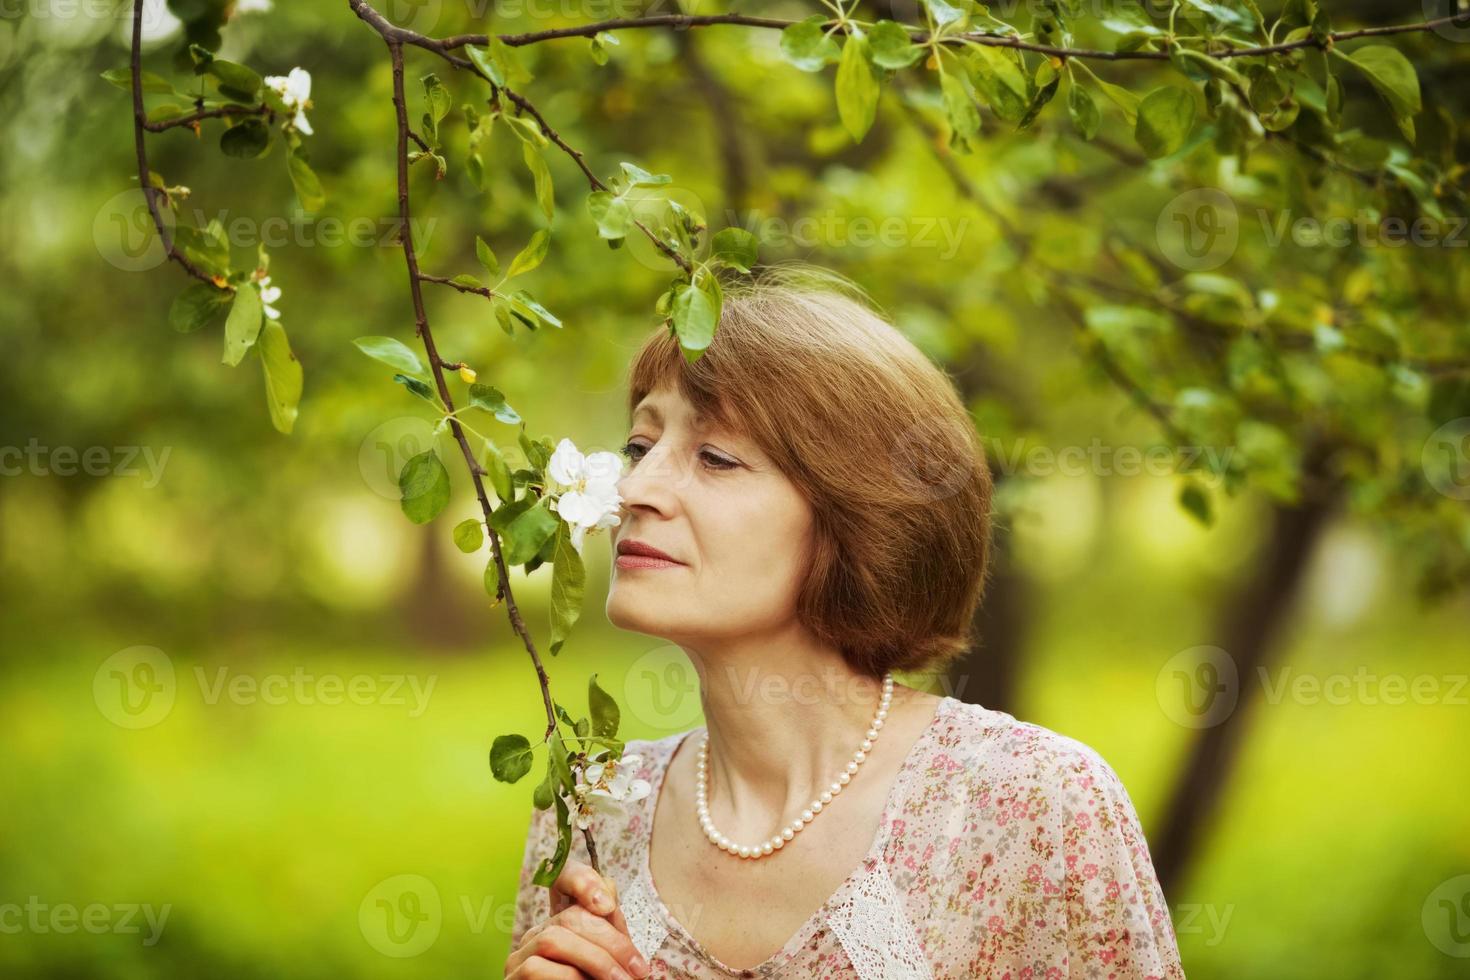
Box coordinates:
[695,672,894,860]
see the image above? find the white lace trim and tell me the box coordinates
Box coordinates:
[621,869,672,964]
[825,861,934,980]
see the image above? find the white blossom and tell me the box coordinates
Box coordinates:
[546,438,624,553]
[264,67,313,135]
[258,275,282,320]
[232,0,274,14]
[573,753,651,831]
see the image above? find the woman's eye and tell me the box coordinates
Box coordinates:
[699,451,738,471]
[620,442,737,472]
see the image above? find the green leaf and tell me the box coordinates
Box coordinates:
[835,32,881,142]
[468,384,522,424]
[1067,77,1100,140]
[491,497,559,566]
[530,792,572,887]
[453,518,484,553]
[1332,45,1420,143]
[393,373,436,402]
[172,225,230,279]
[1078,63,1141,126]
[204,59,261,99]
[548,728,576,791]
[493,301,515,336]
[258,318,302,435]
[146,104,192,124]
[506,228,550,279]
[920,0,966,28]
[170,282,231,333]
[711,228,759,272]
[967,47,1030,122]
[940,71,981,149]
[1179,481,1214,527]
[1135,85,1197,159]
[220,119,271,158]
[549,524,585,656]
[422,73,452,127]
[502,112,547,148]
[532,766,555,810]
[399,451,451,524]
[287,149,325,212]
[222,283,264,367]
[466,44,505,86]
[868,21,923,69]
[489,733,534,783]
[780,15,841,72]
[1018,61,1061,130]
[588,673,619,738]
[451,273,483,290]
[506,290,562,329]
[671,275,720,355]
[523,142,555,222]
[482,442,514,503]
[475,236,499,278]
[587,191,632,240]
[484,555,502,603]
[102,67,175,94]
[354,336,426,377]
[620,162,672,187]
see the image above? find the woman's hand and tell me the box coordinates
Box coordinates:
[506,860,651,979]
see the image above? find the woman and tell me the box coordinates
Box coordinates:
[508,265,1185,979]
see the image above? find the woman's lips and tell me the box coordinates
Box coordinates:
[615,554,684,570]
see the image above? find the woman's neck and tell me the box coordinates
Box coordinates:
[687,639,918,824]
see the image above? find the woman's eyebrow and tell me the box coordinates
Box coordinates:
[631,402,714,431]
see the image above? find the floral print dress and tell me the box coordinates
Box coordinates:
[512,696,1186,979]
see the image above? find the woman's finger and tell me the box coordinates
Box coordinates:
[552,860,619,917]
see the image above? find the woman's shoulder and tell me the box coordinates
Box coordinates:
[927,697,1137,803]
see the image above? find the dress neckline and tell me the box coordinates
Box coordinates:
[635,693,958,977]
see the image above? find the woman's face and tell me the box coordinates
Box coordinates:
[606,382,814,650]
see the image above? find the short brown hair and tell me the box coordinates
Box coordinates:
[625,263,994,678]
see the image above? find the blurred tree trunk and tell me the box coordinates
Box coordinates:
[949,484,1029,712]
[1151,492,1338,897]
[398,528,478,651]
[947,356,1034,713]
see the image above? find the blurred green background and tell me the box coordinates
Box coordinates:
[2,0,1469,977]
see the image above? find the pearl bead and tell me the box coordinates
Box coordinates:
[820,791,833,803]
[839,772,851,784]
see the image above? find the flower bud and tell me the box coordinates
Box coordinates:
[459,365,478,384]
